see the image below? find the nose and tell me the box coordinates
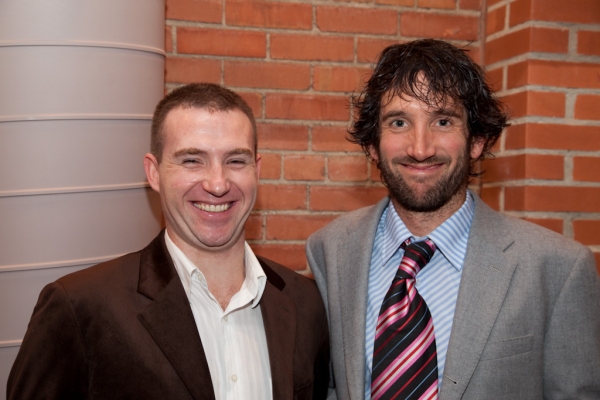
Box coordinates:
[406,124,436,161]
[201,163,230,197]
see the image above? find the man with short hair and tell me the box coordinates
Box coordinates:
[307,39,600,399]
[9,83,329,400]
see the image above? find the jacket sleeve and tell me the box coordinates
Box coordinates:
[543,247,600,399]
[7,281,88,400]
[312,306,331,400]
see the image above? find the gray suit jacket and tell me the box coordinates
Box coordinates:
[306,194,600,400]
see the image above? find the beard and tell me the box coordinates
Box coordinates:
[376,148,470,213]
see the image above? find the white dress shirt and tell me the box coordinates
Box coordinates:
[165,231,273,400]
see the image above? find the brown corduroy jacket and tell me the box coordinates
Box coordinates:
[8,232,330,400]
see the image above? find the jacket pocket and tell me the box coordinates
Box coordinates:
[479,334,533,361]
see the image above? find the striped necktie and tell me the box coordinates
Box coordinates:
[371,239,438,400]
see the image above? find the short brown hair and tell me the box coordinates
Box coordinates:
[151,83,257,162]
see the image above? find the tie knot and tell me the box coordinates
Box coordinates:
[398,239,436,278]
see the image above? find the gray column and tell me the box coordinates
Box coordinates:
[0,1,165,395]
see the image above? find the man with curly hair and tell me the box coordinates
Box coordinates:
[307,39,600,399]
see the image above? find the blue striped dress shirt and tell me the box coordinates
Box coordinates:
[364,191,475,398]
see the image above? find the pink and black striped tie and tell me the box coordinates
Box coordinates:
[371,239,438,400]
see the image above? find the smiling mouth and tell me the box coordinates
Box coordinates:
[193,202,232,213]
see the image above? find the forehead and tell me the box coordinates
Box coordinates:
[163,106,254,151]
[380,90,465,118]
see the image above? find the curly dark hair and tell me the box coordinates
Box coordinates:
[350,39,509,177]
[151,83,256,163]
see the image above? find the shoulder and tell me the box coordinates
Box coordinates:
[257,256,326,311]
[472,197,594,267]
[53,250,143,301]
[307,197,389,247]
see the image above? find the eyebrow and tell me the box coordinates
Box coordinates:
[172,147,255,158]
[380,107,464,122]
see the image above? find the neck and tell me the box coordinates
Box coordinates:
[169,231,247,310]
[392,189,467,237]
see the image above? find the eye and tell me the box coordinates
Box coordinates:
[437,118,451,127]
[391,119,406,128]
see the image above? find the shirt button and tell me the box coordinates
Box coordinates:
[231,374,237,382]
[223,315,228,322]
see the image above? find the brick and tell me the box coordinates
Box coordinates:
[310,186,388,211]
[486,67,503,92]
[480,186,501,210]
[575,94,600,121]
[266,94,349,121]
[284,155,326,181]
[507,60,600,89]
[358,38,403,63]
[501,91,565,118]
[523,218,563,234]
[328,156,369,182]
[486,5,505,35]
[511,0,600,25]
[271,34,354,62]
[376,0,414,5]
[226,0,312,29]
[165,26,173,52]
[418,0,456,9]
[488,0,504,5]
[225,61,310,90]
[266,215,337,240]
[578,31,600,56]
[250,244,307,271]
[314,66,371,93]
[573,220,600,246]
[485,27,568,64]
[316,6,397,34]
[505,186,600,212]
[312,125,362,152]
[400,12,478,40]
[245,214,263,240]
[257,123,309,151]
[371,164,382,183]
[165,57,221,84]
[259,153,281,180]
[509,0,532,27]
[460,0,481,9]
[238,92,262,118]
[166,0,221,23]
[573,157,600,182]
[481,154,564,182]
[178,27,266,58]
[255,185,306,210]
[505,123,600,151]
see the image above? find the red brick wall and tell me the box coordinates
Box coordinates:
[481,0,600,271]
[165,0,599,273]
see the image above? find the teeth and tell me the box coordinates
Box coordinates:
[194,203,231,213]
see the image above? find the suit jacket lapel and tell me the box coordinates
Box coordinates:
[259,260,296,400]
[137,232,215,400]
[440,195,518,400]
[337,198,389,399]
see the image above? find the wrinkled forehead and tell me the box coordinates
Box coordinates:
[380,88,466,118]
[380,72,465,115]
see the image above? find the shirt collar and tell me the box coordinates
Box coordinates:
[164,231,267,309]
[381,190,475,271]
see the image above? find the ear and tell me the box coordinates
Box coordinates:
[255,153,262,179]
[144,153,161,193]
[470,137,485,160]
[368,145,380,163]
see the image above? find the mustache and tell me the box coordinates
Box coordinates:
[387,155,451,166]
